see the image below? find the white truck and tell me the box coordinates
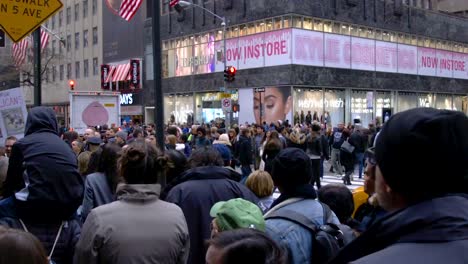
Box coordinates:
[69,91,121,134]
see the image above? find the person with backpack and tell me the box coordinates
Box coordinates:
[264,148,341,264]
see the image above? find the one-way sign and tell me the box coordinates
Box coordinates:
[0,30,4,47]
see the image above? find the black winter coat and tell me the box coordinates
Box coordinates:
[0,217,81,264]
[165,166,259,264]
[238,135,253,166]
[2,107,84,221]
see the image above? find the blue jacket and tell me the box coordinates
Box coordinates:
[264,198,340,264]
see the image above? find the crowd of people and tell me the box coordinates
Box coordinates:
[0,106,466,264]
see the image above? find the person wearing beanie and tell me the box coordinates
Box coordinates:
[115,131,127,147]
[329,108,468,264]
[264,148,340,264]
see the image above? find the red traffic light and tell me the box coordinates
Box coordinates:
[228,66,236,74]
[69,80,75,90]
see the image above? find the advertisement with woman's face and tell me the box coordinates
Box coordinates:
[238,87,292,125]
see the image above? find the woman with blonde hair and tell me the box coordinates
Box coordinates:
[246,170,275,213]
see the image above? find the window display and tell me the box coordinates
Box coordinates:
[435,94,453,110]
[397,92,433,112]
[164,94,194,125]
[351,90,373,126]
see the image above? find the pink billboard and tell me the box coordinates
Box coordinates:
[452,52,468,79]
[324,33,351,69]
[376,41,397,73]
[351,37,376,71]
[292,29,324,66]
[397,44,418,75]
[418,47,437,76]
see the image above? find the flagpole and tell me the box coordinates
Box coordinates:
[33,27,41,106]
[40,25,65,45]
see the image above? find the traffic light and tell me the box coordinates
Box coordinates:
[224,66,236,82]
[232,103,239,113]
[69,80,75,90]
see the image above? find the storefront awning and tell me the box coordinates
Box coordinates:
[104,63,131,83]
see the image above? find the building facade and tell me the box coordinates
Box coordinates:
[144,0,468,127]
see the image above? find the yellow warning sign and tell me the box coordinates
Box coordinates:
[0,0,63,43]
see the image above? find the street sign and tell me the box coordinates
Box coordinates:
[255,87,265,93]
[0,0,63,43]
[0,30,4,47]
[222,98,232,112]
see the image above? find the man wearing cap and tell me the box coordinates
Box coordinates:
[264,148,340,264]
[210,198,265,238]
[329,108,468,264]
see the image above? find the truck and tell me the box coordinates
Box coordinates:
[69,91,121,134]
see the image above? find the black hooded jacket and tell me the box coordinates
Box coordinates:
[329,195,468,264]
[2,107,84,221]
[164,166,258,264]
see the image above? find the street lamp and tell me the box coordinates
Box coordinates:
[176,1,227,85]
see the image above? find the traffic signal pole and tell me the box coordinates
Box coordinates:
[152,0,166,187]
[33,28,41,106]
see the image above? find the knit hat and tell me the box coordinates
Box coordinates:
[271,148,312,188]
[212,144,231,163]
[115,131,128,141]
[213,133,231,146]
[210,198,265,232]
[375,108,468,197]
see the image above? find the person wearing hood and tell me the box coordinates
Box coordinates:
[0,107,84,264]
[164,148,258,264]
[329,108,468,264]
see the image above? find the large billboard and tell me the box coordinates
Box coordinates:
[164,28,468,80]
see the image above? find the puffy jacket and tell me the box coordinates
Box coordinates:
[2,107,83,221]
[0,217,81,264]
[330,195,468,264]
[165,166,259,264]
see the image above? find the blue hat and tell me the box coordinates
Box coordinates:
[212,144,231,162]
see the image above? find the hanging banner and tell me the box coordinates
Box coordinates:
[130,59,140,89]
[0,88,28,143]
[101,64,110,90]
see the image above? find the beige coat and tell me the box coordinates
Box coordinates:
[74,184,190,264]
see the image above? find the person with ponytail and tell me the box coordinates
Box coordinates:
[74,140,190,264]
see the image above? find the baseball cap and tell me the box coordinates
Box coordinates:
[210,198,265,232]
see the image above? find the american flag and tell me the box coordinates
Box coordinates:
[119,0,143,21]
[12,38,30,68]
[169,0,180,7]
[39,29,50,53]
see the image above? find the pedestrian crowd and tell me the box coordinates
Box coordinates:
[0,106,466,264]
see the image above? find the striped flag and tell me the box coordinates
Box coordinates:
[12,38,30,68]
[119,0,143,21]
[169,0,180,7]
[39,29,50,53]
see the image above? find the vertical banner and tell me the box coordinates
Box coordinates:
[101,64,110,90]
[0,88,28,143]
[130,59,140,89]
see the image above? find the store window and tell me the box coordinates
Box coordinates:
[273,17,282,29]
[398,92,433,112]
[325,89,345,126]
[283,16,291,28]
[164,94,194,124]
[195,92,238,124]
[351,90,373,127]
[256,21,265,33]
[303,18,313,30]
[323,21,332,33]
[454,95,468,114]
[293,88,324,124]
[375,91,393,123]
[313,19,323,31]
[293,16,302,28]
[266,19,273,31]
[435,94,453,110]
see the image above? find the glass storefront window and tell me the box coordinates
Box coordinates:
[358,27,367,38]
[454,95,468,114]
[375,91,393,122]
[283,16,291,28]
[239,25,247,36]
[266,19,273,31]
[341,24,350,35]
[274,17,282,29]
[323,21,332,32]
[303,18,313,30]
[332,22,341,34]
[247,23,256,34]
[313,19,323,31]
[293,16,302,28]
[435,94,453,110]
[351,90,374,126]
[293,88,324,123]
[325,89,345,126]
[164,94,194,125]
[256,21,265,33]
[398,92,433,112]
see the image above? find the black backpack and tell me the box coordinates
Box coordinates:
[265,203,347,264]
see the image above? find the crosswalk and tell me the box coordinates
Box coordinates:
[273,174,364,199]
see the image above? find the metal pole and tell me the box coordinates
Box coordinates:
[33,28,41,106]
[152,0,165,186]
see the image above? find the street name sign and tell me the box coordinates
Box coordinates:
[0,0,63,43]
